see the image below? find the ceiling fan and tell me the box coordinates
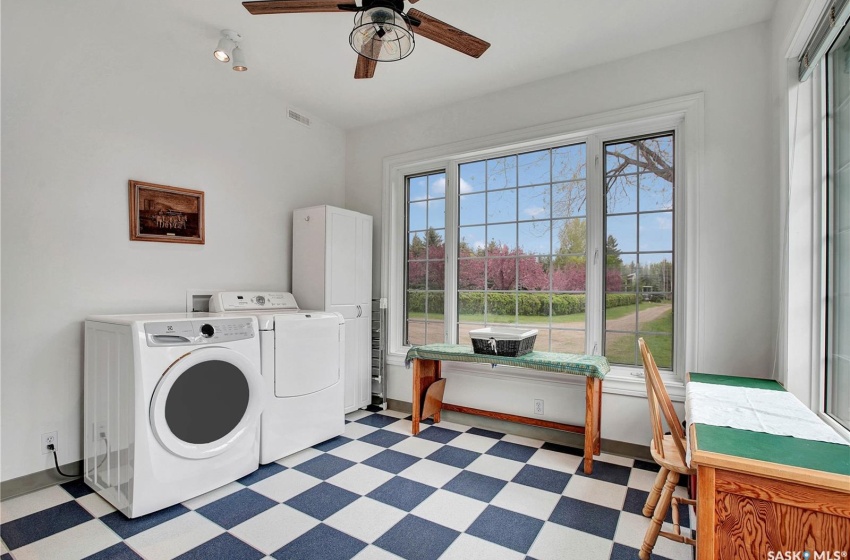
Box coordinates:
[242,0,491,79]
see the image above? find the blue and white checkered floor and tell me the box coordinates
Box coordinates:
[1,407,694,560]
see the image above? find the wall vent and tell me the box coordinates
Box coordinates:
[287,108,311,127]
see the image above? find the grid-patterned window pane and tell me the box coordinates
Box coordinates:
[405,172,446,346]
[826,25,850,431]
[457,143,587,353]
[604,134,675,368]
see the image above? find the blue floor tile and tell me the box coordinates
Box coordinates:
[83,542,144,560]
[486,441,537,463]
[367,477,436,511]
[512,464,571,494]
[100,504,189,539]
[540,442,583,456]
[622,488,689,526]
[574,460,631,486]
[237,462,286,486]
[632,459,660,472]
[549,496,621,540]
[294,454,357,480]
[426,446,481,469]
[1,501,93,549]
[443,471,507,503]
[359,429,408,448]
[467,427,505,439]
[356,414,400,429]
[415,426,462,444]
[373,515,459,560]
[60,478,94,499]
[362,450,420,474]
[466,505,544,553]
[313,436,353,452]
[285,483,360,520]
[196,489,277,529]
[176,532,265,560]
[272,523,367,560]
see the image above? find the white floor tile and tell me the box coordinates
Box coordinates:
[76,492,117,518]
[613,511,694,560]
[439,533,525,560]
[490,482,561,521]
[597,452,634,468]
[0,485,73,523]
[345,410,372,421]
[326,464,394,496]
[398,459,462,489]
[501,434,545,448]
[11,519,120,560]
[277,447,323,468]
[627,466,663,492]
[328,440,385,463]
[387,436,442,458]
[382,419,414,436]
[1,539,8,554]
[325,497,407,543]
[249,469,321,503]
[353,544,405,559]
[563,475,627,510]
[446,433,498,454]
[229,503,319,555]
[124,511,224,560]
[181,481,243,510]
[527,521,613,560]
[526,448,582,473]
[344,422,379,439]
[410,489,488,532]
[428,420,470,433]
[465,454,525,481]
[376,409,409,419]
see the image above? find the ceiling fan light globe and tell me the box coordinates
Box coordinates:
[349,7,414,62]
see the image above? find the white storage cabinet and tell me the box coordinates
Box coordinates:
[292,205,373,413]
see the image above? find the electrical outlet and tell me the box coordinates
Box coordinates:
[41,431,57,454]
[534,399,544,415]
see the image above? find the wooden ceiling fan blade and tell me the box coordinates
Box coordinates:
[243,1,356,15]
[354,55,377,79]
[406,8,490,58]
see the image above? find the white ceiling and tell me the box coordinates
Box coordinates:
[170,0,777,130]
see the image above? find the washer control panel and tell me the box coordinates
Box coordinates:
[145,318,255,346]
[209,291,299,312]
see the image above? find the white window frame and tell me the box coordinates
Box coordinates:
[382,94,704,395]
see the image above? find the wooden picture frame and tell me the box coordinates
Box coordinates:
[129,180,205,244]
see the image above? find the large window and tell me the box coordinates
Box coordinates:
[400,129,678,370]
[825,24,850,431]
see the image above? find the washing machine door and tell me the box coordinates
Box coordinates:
[149,347,263,459]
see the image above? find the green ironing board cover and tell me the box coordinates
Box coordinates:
[405,344,609,379]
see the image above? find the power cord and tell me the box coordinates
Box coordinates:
[47,444,79,478]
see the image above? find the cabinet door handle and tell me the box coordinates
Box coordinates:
[357,305,362,317]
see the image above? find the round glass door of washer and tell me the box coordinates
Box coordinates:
[149,347,263,459]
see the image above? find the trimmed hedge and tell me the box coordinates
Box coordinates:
[411,290,637,316]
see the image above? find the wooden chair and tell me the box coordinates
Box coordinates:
[638,338,696,560]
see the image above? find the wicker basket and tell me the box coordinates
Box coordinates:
[470,327,538,357]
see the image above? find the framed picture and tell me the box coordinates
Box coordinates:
[129,180,205,244]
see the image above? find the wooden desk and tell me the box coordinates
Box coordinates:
[406,344,609,475]
[687,373,850,560]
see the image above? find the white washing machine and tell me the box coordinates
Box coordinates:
[209,292,345,464]
[84,313,264,518]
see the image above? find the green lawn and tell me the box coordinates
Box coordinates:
[605,309,673,368]
[408,301,666,325]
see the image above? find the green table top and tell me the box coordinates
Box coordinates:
[405,344,609,379]
[688,373,850,476]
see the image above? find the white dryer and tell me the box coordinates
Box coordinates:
[84,314,263,518]
[210,292,345,464]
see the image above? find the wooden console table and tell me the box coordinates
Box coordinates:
[405,344,610,474]
[687,373,850,560]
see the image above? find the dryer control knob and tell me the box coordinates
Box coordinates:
[200,324,215,338]
[254,295,266,306]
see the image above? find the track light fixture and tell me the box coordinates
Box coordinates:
[213,30,247,71]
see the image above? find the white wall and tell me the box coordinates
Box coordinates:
[345,23,775,445]
[1,1,346,481]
